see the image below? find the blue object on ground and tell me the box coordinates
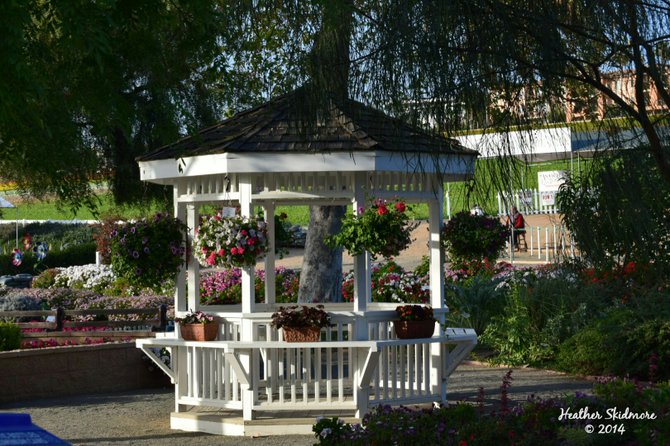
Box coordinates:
[0,413,70,445]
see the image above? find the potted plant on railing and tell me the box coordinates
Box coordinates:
[194,214,269,268]
[326,198,416,259]
[393,305,436,339]
[270,305,332,342]
[175,310,218,341]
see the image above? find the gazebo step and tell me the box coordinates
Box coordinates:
[170,409,359,436]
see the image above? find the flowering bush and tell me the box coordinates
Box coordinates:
[48,264,117,293]
[395,304,434,321]
[194,214,268,268]
[342,261,429,303]
[271,305,331,329]
[79,293,174,321]
[175,309,215,325]
[109,212,186,288]
[314,375,670,446]
[441,211,507,272]
[199,267,300,305]
[327,198,415,259]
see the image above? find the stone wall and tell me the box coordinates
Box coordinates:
[0,342,171,403]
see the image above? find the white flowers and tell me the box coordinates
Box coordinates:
[193,215,269,268]
[53,264,117,290]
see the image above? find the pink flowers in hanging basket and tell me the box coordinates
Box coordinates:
[194,214,269,268]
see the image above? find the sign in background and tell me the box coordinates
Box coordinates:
[538,170,568,206]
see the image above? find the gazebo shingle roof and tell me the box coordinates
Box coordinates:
[137,88,476,162]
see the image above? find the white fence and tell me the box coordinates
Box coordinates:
[506,225,577,263]
[138,309,477,421]
[497,189,560,216]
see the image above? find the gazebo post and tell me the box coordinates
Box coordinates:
[427,175,446,396]
[263,202,276,305]
[239,175,256,318]
[174,187,187,313]
[352,172,370,341]
[239,175,257,420]
[351,173,372,417]
[186,203,200,312]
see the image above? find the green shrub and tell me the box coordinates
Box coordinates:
[413,255,430,277]
[559,148,670,274]
[31,268,60,288]
[444,274,507,335]
[480,267,610,366]
[555,307,670,381]
[0,322,21,351]
[480,287,550,365]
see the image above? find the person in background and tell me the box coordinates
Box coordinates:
[470,204,484,216]
[506,206,525,249]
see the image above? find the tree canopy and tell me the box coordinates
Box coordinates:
[2,0,670,214]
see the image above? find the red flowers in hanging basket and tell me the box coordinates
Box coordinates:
[326,198,416,259]
[194,215,269,268]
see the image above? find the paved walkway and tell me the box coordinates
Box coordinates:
[0,362,593,446]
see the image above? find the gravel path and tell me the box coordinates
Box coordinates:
[0,362,593,446]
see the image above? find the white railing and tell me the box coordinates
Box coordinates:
[138,310,476,420]
[497,189,560,215]
[507,225,578,263]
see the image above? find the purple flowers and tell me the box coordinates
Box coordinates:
[199,267,300,305]
[108,213,187,288]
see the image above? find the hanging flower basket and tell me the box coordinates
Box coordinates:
[326,199,416,259]
[194,214,269,268]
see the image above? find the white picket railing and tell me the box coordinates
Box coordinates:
[497,189,560,216]
[506,225,577,263]
[138,309,477,420]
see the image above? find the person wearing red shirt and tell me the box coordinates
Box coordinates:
[506,206,526,250]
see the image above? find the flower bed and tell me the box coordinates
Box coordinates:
[342,261,429,303]
[314,374,670,445]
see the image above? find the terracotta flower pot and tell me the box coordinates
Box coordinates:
[393,320,436,339]
[180,323,219,341]
[282,326,322,342]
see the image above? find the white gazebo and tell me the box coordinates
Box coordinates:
[136,89,479,436]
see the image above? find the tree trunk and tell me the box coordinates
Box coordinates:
[298,205,346,303]
[298,1,353,304]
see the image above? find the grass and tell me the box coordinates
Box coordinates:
[0,194,169,222]
[0,157,588,225]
